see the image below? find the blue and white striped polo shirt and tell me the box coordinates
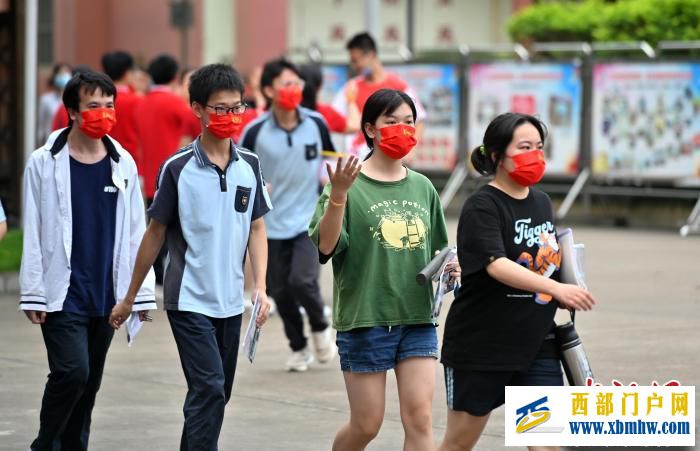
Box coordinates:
[239,107,334,240]
[148,138,272,318]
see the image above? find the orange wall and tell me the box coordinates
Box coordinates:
[234,0,288,75]
[50,0,525,78]
[53,0,204,70]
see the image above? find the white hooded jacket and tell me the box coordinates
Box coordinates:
[19,128,156,313]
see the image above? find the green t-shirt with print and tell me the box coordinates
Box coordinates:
[309,169,449,332]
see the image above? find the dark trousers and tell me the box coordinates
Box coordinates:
[267,233,329,352]
[167,311,242,451]
[30,313,114,451]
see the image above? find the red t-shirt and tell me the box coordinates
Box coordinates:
[348,73,409,150]
[316,103,347,133]
[355,73,408,113]
[182,106,202,140]
[135,86,198,199]
[110,85,143,167]
[52,106,70,131]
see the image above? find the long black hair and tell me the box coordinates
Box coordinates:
[471,113,547,175]
[299,64,323,110]
[361,89,416,159]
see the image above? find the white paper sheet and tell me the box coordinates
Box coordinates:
[557,228,588,290]
[126,312,143,347]
[242,294,262,363]
[432,247,459,318]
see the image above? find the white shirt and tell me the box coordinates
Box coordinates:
[37,91,63,144]
[19,128,156,313]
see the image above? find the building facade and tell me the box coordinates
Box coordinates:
[3,0,533,222]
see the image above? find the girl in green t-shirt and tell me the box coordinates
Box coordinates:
[309,89,459,450]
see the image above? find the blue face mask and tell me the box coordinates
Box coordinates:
[361,66,372,78]
[54,73,72,90]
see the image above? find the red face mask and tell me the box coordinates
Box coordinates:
[206,112,244,139]
[506,150,546,186]
[79,108,116,139]
[277,85,302,111]
[377,124,417,160]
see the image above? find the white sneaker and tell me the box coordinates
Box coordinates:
[286,347,314,372]
[312,327,337,364]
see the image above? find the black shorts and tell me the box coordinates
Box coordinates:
[444,358,564,416]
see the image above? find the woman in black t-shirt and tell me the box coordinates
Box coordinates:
[438,113,597,451]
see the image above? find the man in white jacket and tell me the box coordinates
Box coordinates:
[19,70,156,451]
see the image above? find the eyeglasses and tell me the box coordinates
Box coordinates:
[206,103,248,116]
[278,80,305,89]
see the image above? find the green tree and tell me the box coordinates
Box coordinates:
[508,0,700,45]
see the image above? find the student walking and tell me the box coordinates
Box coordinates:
[332,32,426,158]
[438,113,597,451]
[310,88,458,451]
[240,58,336,372]
[110,64,272,451]
[101,50,143,166]
[20,70,156,451]
[134,54,200,284]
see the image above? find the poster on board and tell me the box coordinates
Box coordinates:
[387,64,461,172]
[592,63,700,182]
[320,65,348,105]
[468,63,582,176]
[320,65,349,152]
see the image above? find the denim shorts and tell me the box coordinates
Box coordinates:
[336,324,439,373]
[444,358,564,416]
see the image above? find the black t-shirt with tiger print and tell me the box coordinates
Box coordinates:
[442,184,561,372]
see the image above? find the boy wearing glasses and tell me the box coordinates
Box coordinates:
[240,58,336,372]
[110,64,272,450]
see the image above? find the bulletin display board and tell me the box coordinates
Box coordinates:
[387,63,461,172]
[467,62,583,176]
[591,63,700,182]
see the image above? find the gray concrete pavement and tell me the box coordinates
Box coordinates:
[0,224,698,450]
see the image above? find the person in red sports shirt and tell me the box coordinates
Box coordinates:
[135,54,199,202]
[332,32,426,158]
[51,105,70,132]
[177,67,203,139]
[300,63,360,134]
[101,51,143,167]
[135,54,199,285]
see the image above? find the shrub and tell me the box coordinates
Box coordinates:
[0,229,22,272]
[508,0,700,45]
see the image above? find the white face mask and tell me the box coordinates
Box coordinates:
[54,73,72,89]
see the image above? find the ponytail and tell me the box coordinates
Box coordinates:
[470,145,496,176]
